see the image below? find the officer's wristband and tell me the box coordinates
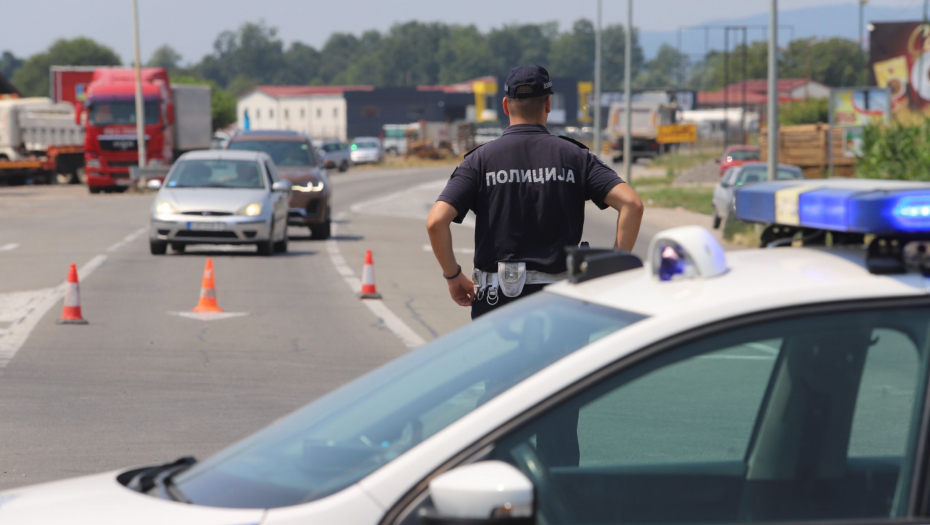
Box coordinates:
[443,265,462,280]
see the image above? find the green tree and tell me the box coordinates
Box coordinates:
[486,23,558,79]
[549,20,595,81]
[147,45,183,73]
[197,21,285,89]
[12,37,120,96]
[782,38,861,88]
[0,51,23,80]
[437,25,494,84]
[276,42,321,85]
[634,44,688,89]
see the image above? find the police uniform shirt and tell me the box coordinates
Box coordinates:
[438,123,625,275]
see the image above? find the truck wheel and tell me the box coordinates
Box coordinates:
[54,173,72,185]
[150,241,167,255]
[310,221,331,240]
[89,187,102,194]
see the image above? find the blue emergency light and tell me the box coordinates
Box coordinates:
[735,180,930,234]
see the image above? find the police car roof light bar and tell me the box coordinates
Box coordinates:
[733,180,930,275]
[735,180,930,235]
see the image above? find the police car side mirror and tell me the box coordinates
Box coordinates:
[422,462,535,524]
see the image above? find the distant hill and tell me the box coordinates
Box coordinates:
[640,3,927,59]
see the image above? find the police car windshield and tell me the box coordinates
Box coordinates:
[173,292,645,509]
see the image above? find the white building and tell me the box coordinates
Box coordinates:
[236,86,373,142]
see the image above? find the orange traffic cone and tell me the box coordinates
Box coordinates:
[358,250,382,299]
[192,258,224,313]
[58,263,88,325]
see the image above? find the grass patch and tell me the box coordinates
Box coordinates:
[648,150,720,176]
[637,186,714,216]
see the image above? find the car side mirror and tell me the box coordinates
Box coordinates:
[423,461,535,524]
[146,179,162,190]
[272,180,293,192]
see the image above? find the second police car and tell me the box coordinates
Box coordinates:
[4,180,930,525]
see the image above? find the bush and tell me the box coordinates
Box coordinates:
[778,98,828,126]
[857,119,930,180]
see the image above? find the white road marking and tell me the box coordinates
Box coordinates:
[350,179,476,229]
[169,311,249,321]
[107,227,147,252]
[0,243,20,252]
[325,212,426,349]
[0,254,107,370]
[421,244,474,254]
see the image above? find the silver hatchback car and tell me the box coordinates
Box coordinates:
[148,150,292,256]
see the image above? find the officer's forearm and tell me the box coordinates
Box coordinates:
[616,204,643,251]
[426,202,461,277]
[605,184,644,251]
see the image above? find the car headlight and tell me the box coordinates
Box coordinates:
[155,201,178,215]
[292,181,325,192]
[239,203,262,216]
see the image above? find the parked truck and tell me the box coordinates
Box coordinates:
[607,96,678,162]
[0,97,85,185]
[51,66,212,193]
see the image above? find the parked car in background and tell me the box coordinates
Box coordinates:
[712,162,804,228]
[318,140,352,172]
[382,124,415,155]
[350,137,383,164]
[148,150,291,256]
[225,130,332,239]
[717,145,761,176]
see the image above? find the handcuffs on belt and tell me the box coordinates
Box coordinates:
[474,262,567,306]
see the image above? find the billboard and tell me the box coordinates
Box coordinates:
[830,88,891,158]
[870,22,930,118]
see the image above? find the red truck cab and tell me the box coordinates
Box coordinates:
[82,68,174,193]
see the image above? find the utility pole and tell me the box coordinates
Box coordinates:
[131,0,147,168]
[624,0,633,184]
[723,28,729,150]
[594,0,602,158]
[859,0,868,85]
[767,0,778,180]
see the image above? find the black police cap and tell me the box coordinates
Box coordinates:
[504,65,553,99]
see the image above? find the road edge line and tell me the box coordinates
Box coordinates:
[325,213,426,349]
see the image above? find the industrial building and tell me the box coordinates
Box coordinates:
[236,76,591,141]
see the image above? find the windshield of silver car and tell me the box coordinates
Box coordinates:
[166,159,266,189]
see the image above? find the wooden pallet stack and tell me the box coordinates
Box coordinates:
[760,124,856,178]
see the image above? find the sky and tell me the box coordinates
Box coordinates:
[0,0,925,64]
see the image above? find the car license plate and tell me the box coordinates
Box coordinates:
[187,222,227,231]
[115,178,132,187]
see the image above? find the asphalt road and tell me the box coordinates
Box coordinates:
[0,166,661,490]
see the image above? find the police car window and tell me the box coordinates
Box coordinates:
[490,306,930,525]
[174,293,644,509]
[848,328,920,459]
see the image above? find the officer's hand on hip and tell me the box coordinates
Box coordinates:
[447,272,475,306]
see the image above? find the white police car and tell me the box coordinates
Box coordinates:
[4,180,930,525]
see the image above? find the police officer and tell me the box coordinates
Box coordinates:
[426,65,644,319]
